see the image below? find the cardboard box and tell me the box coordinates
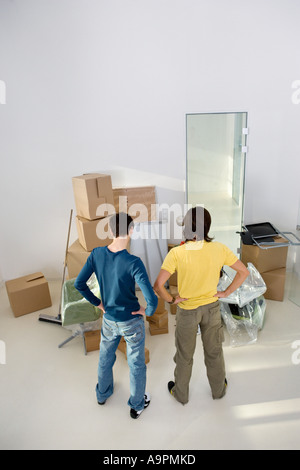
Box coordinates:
[146,310,168,328]
[5,272,52,317]
[118,336,127,355]
[113,186,156,222]
[261,268,286,301]
[145,348,150,364]
[72,173,115,220]
[169,286,179,314]
[169,272,178,287]
[66,239,90,278]
[76,215,113,252]
[241,236,289,273]
[155,294,166,314]
[84,330,101,352]
[149,322,169,336]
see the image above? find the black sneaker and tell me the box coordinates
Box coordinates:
[213,379,228,400]
[130,393,151,419]
[98,400,106,405]
[168,381,175,395]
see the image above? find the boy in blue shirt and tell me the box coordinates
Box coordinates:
[75,212,158,419]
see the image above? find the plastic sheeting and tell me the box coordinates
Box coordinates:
[220,295,266,347]
[61,274,101,327]
[217,262,267,308]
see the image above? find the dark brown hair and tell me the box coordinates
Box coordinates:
[183,206,214,242]
[109,212,134,238]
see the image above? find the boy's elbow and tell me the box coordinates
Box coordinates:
[153,280,161,293]
[74,278,82,292]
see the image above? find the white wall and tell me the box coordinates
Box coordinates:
[0,0,300,280]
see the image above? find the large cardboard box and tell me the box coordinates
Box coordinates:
[113,186,156,222]
[5,272,52,317]
[76,216,113,252]
[241,236,289,273]
[261,268,286,301]
[66,239,90,278]
[72,173,115,220]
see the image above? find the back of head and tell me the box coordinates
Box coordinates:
[183,206,213,242]
[109,212,134,238]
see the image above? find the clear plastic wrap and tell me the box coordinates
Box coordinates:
[220,295,266,347]
[217,262,267,308]
[61,274,101,327]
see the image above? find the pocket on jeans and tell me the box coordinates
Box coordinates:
[123,319,144,344]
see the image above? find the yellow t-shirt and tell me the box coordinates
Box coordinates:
[161,241,238,309]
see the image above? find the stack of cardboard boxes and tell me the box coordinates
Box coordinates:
[146,294,168,335]
[67,174,156,278]
[70,173,157,355]
[241,236,289,301]
[72,173,115,252]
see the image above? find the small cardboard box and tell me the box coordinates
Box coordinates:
[241,236,289,274]
[169,286,179,314]
[169,272,178,287]
[66,239,90,278]
[146,310,168,328]
[145,348,150,364]
[149,321,169,336]
[118,336,127,356]
[84,330,101,352]
[261,268,286,301]
[5,272,52,317]
[155,294,166,314]
[113,186,156,222]
[76,215,113,252]
[72,173,115,220]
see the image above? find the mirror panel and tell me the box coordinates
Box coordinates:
[186,112,248,255]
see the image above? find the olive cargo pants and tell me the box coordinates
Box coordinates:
[172,300,226,404]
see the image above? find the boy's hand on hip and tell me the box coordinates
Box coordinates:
[174,295,188,305]
[214,291,227,298]
[132,306,146,316]
[98,302,106,313]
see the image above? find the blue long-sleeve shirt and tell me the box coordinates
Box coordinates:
[74,246,158,322]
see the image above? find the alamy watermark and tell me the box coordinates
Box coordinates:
[0,80,6,104]
[95,201,204,241]
[291,80,300,104]
[291,340,300,365]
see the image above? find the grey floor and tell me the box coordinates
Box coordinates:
[1,277,300,450]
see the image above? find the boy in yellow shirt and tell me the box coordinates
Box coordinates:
[154,207,249,404]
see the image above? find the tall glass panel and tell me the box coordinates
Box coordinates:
[186,112,248,256]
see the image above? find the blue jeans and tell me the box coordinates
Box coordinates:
[96,315,147,411]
